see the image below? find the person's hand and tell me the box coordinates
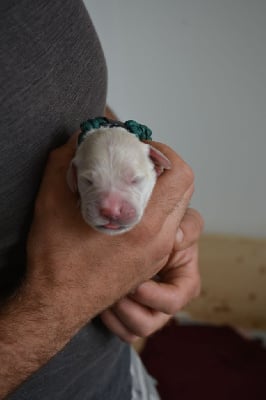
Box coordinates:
[25,136,195,332]
[100,208,204,342]
[0,135,195,398]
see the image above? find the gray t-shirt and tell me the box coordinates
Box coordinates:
[0,1,131,398]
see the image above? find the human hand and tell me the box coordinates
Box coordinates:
[26,135,195,332]
[0,133,194,399]
[100,208,204,342]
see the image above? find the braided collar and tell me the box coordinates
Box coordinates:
[78,117,152,146]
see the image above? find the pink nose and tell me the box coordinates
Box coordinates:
[100,205,121,220]
[100,194,136,222]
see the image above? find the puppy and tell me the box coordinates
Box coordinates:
[67,126,171,235]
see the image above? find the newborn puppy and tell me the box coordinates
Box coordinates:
[67,124,171,235]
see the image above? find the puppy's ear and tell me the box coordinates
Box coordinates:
[66,160,78,192]
[149,145,172,176]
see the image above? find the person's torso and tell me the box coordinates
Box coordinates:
[0,0,108,293]
[0,1,131,398]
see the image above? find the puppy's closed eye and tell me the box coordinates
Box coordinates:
[131,176,145,185]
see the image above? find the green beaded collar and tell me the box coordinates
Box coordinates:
[78,117,152,146]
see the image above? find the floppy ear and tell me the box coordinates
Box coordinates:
[66,160,78,192]
[149,145,172,176]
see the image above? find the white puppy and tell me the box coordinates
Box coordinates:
[67,126,171,235]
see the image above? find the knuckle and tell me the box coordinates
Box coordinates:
[183,163,195,185]
[165,300,179,315]
[188,209,205,235]
[192,219,203,241]
[135,322,153,338]
[163,291,181,315]
[185,273,201,302]
[163,280,201,315]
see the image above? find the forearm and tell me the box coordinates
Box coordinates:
[0,259,140,399]
[0,248,156,398]
[0,283,86,399]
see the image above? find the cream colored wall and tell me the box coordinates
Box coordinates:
[185,235,266,330]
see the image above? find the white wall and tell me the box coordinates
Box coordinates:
[84,0,266,238]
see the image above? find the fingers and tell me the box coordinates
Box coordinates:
[101,298,170,342]
[101,240,200,342]
[101,308,140,343]
[130,271,199,315]
[175,208,204,251]
[130,233,201,315]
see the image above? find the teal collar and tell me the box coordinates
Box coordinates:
[78,117,152,146]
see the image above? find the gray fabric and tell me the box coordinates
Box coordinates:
[0,1,131,399]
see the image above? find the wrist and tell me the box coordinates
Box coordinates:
[21,267,93,335]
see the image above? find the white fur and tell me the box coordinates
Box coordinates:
[67,127,161,235]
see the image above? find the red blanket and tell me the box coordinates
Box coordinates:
[141,321,266,399]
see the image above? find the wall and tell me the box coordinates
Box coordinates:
[84,0,266,238]
[187,235,266,329]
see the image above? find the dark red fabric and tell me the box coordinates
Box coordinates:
[140,321,266,400]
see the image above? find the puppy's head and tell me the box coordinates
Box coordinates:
[67,128,170,235]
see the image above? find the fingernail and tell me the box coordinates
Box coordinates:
[176,228,184,243]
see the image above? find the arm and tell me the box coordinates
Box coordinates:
[0,133,194,398]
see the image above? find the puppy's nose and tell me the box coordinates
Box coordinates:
[100,205,121,220]
[100,195,136,222]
